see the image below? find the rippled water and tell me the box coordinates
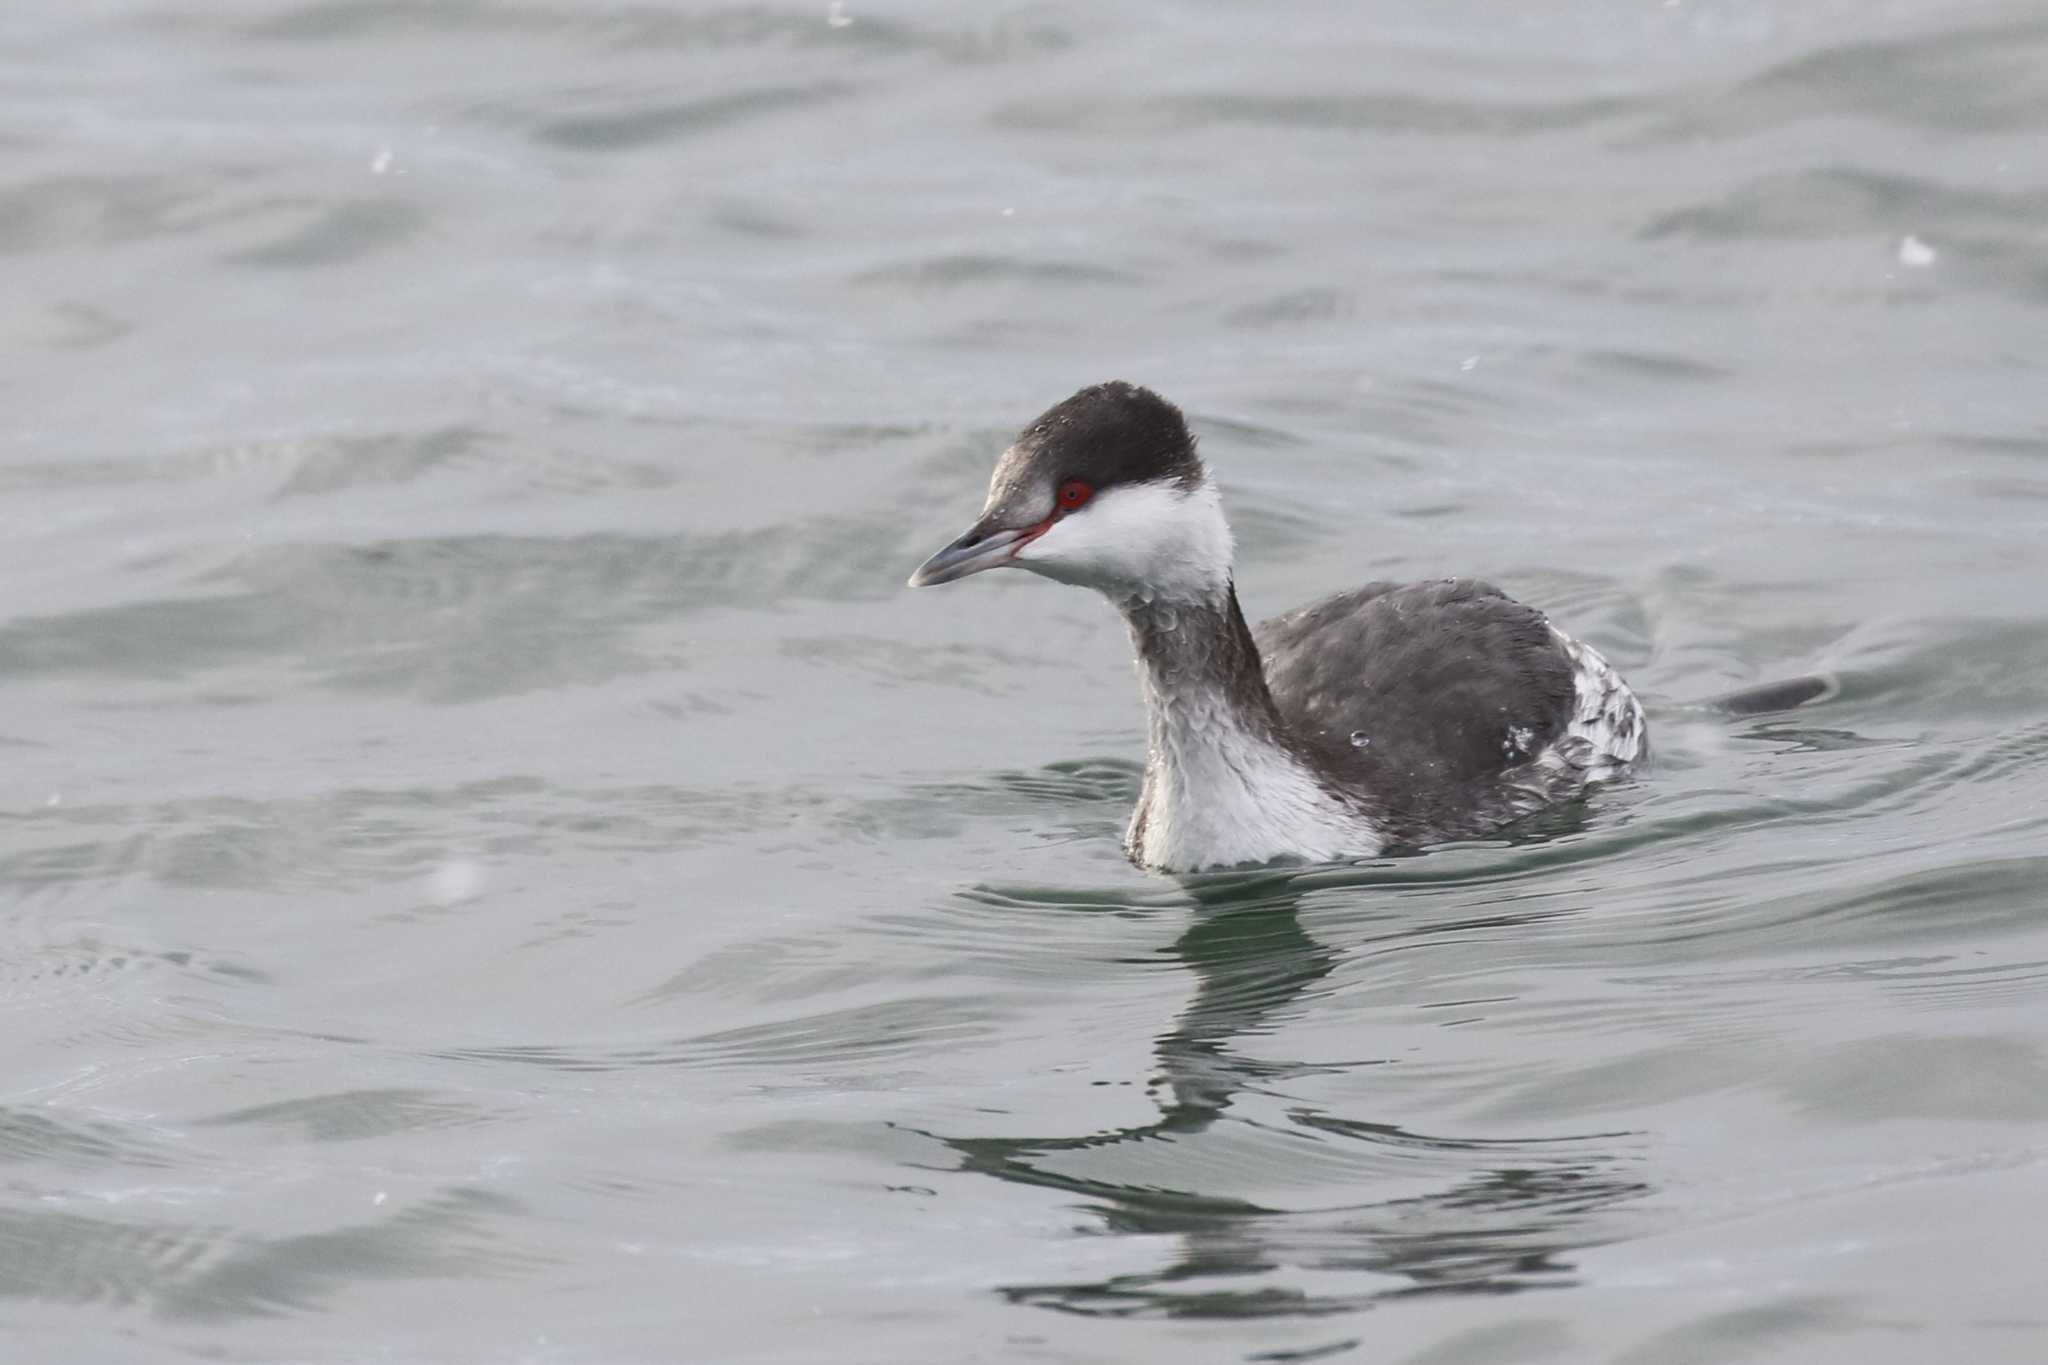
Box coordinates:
[4,1,2047,1360]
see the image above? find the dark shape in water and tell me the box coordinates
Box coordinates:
[910,875,1652,1317]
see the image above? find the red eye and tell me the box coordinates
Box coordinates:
[1057,480,1092,511]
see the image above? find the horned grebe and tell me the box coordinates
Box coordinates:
[908,382,1645,872]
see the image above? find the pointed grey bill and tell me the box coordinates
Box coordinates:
[906,519,1046,587]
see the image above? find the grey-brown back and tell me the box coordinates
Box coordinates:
[1254,578,1580,844]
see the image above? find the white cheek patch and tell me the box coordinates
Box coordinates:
[1013,478,1234,601]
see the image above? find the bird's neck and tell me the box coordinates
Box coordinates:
[1121,585,1289,752]
[1121,585,1371,869]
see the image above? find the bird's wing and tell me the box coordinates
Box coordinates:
[1254,578,1578,795]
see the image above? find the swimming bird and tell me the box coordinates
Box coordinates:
[908,382,1646,872]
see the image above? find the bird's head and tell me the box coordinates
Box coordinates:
[907,382,1233,604]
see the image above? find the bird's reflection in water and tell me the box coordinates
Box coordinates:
[919,869,1650,1319]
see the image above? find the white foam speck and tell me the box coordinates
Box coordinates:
[427,858,486,905]
[826,1,852,27]
[1897,234,1937,268]
[370,146,394,175]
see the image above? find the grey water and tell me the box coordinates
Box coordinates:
[3,1,2046,1360]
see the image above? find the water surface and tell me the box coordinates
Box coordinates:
[3,1,2047,1360]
